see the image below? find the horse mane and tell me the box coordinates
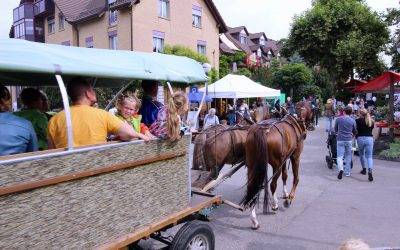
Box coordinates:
[236,111,255,125]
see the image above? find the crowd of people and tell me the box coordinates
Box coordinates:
[0,78,188,157]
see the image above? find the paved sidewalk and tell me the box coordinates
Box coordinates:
[211,121,400,250]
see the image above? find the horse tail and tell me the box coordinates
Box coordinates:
[192,133,206,170]
[241,126,268,209]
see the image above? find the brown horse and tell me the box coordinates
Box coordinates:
[193,118,252,174]
[241,101,314,229]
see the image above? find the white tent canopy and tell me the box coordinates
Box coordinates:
[200,74,280,98]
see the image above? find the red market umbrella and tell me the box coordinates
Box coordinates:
[353,71,400,93]
[344,78,367,90]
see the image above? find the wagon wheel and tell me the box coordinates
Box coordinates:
[170,221,215,250]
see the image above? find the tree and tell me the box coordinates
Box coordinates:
[312,67,334,101]
[163,45,209,64]
[270,63,313,100]
[385,7,400,71]
[219,52,247,78]
[163,44,219,82]
[283,0,389,84]
[251,66,271,87]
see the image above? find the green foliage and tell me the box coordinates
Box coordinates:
[43,87,63,110]
[209,68,219,83]
[219,52,247,78]
[312,68,334,101]
[251,66,271,87]
[298,84,322,101]
[233,68,252,78]
[375,105,389,121]
[270,63,313,100]
[379,139,400,158]
[384,8,400,72]
[284,0,389,82]
[163,45,209,63]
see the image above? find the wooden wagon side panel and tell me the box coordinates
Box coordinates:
[0,137,190,249]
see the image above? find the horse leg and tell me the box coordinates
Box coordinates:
[285,154,300,208]
[201,162,245,192]
[250,206,260,230]
[270,165,281,211]
[281,161,289,199]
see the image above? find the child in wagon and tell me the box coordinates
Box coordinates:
[115,93,154,140]
[150,91,188,141]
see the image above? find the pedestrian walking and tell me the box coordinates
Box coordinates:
[324,98,335,132]
[313,98,320,127]
[356,109,374,182]
[335,106,357,179]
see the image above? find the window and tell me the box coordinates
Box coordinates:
[25,19,34,35]
[153,31,165,52]
[257,48,262,57]
[192,5,202,28]
[13,8,19,22]
[109,10,118,26]
[109,31,118,50]
[197,40,206,55]
[158,0,170,19]
[260,37,266,46]
[86,36,94,48]
[13,21,26,38]
[59,14,65,30]
[240,35,247,44]
[239,30,247,45]
[153,37,164,53]
[47,16,55,34]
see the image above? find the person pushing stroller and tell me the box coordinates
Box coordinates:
[335,106,357,179]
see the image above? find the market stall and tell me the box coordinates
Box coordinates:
[353,71,400,139]
[200,74,280,99]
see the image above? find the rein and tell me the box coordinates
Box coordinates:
[250,114,307,192]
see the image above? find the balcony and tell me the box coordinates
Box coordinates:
[34,0,55,17]
[13,3,35,22]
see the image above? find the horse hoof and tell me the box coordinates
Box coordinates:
[283,199,291,208]
[271,205,279,211]
[251,223,260,230]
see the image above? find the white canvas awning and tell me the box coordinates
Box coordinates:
[200,74,280,98]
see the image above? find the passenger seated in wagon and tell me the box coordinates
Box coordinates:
[14,88,49,150]
[114,93,154,140]
[0,84,38,156]
[139,80,164,127]
[47,77,149,149]
[150,91,188,141]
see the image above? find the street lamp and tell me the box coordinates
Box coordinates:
[202,63,212,75]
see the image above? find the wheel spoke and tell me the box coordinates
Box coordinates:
[187,234,208,250]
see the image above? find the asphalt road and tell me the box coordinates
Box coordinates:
[210,120,400,250]
[140,119,400,249]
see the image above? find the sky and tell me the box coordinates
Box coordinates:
[0,0,398,40]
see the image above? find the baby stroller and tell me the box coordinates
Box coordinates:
[325,131,354,169]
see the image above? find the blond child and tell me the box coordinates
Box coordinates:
[115,93,154,140]
[150,91,188,141]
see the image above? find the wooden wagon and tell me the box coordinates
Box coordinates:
[0,39,220,249]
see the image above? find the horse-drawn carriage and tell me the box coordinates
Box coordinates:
[0,39,221,249]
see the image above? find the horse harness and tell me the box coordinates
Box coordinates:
[255,115,307,186]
